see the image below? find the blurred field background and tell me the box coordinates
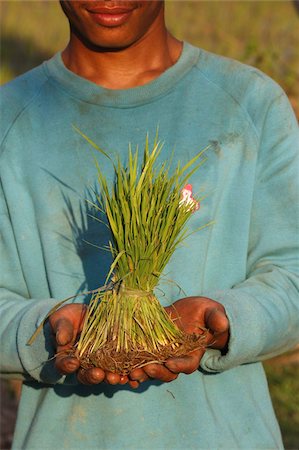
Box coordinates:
[1,1,299,449]
[1,0,299,115]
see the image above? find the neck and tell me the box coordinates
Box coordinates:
[61,12,182,89]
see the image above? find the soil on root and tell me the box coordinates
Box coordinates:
[71,332,207,375]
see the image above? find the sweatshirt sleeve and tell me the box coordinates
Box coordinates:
[200,90,299,373]
[0,179,67,384]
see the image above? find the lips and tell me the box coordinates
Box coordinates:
[87,5,136,27]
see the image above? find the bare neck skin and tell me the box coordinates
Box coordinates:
[61,8,182,89]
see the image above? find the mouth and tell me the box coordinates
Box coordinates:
[86,5,136,27]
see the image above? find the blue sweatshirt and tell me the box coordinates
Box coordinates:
[1,42,298,450]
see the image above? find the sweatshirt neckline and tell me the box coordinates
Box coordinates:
[43,42,200,108]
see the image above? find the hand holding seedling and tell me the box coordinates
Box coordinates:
[49,304,126,387]
[131,296,229,383]
[49,297,229,387]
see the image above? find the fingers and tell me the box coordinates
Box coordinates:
[129,368,149,383]
[77,367,106,385]
[119,375,129,385]
[116,373,140,388]
[128,380,140,389]
[49,304,89,376]
[105,371,122,385]
[52,317,81,375]
[143,363,178,382]
[77,370,140,388]
[56,357,180,386]
[55,352,81,374]
[165,349,204,374]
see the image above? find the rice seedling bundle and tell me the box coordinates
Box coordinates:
[73,134,208,374]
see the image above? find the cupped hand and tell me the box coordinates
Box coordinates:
[49,297,229,388]
[49,304,139,388]
[130,296,229,383]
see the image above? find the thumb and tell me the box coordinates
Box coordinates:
[49,304,86,347]
[51,317,74,347]
[205,307,229,334]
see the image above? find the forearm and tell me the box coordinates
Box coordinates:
[201,265,299,373]
[0,288,65,383]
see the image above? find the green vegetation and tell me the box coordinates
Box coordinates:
[166,1,299,106]
[75,134,207,373]
[264,360,299,449]
[0,1,68,82]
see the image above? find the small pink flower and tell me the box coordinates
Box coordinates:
[180,184,200,212]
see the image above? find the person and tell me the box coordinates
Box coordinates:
[0,1,298,448]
